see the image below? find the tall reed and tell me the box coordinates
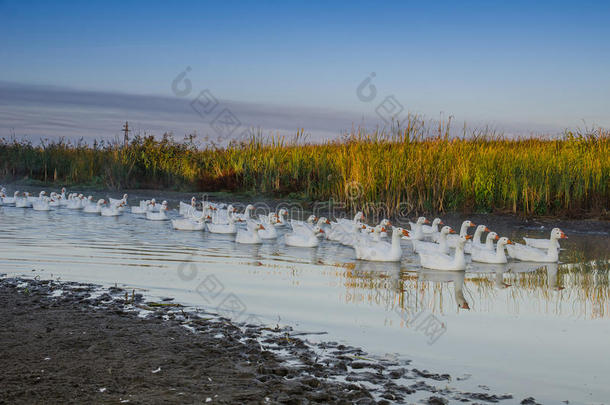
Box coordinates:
[1,122,608,217]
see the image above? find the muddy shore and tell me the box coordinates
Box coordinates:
[0,276,534,404]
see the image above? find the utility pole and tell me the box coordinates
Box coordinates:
[122,121,130,147]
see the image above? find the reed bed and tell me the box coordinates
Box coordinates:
[1,122,608,217]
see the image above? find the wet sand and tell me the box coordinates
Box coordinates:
[0,277,530,404]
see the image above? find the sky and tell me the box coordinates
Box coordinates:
[1,0,609,142]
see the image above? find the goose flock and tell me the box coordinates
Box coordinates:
[0,187,567,270]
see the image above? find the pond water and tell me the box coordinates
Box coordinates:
[1,193,608,404]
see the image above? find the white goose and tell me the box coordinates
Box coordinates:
[471,237,513,264]
[523,228,564,250]
[32,196,51,211]
[172,217,205,231]
[233,204,255,222]
[405,217,430,241]
[27,191,45,204]
[419,235,472,271]
[179,197,197,217]
[83,199,105,214]
[15,192,33,208]
[68,194,86,209]
[506,228,566,262]
[291,215,318,230]
[48,192,61,207]
[258,213,280,239]
[422,217,444,238]
[101,202,123,217]
[131,200,150,214]
[464,225,490,254]
[446,220,476,248]
[354,227,409,262]
[207,215,238,234]
[146,201,169,221]
[285,224,324,248]
[108,194,128,212]
[235,221,265,244]
[276,208,289,226]
[3,191,19,205]
[412,226,455,255]
[58,188,68,206]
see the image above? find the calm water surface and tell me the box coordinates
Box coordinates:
[1,199,608,404]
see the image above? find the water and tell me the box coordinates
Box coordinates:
[1,199,608,404]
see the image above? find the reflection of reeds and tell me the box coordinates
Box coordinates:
[2,122,608,216]
[337,260,610,321]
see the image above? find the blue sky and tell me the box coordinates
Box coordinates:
[1,0,609,141]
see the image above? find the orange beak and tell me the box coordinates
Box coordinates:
[259,225,265,230]
[465,235,473,240]
[325,219,331,224]
[470,222,476,227]
[560,232,567,239]
[424,219,431,224]
[439,221,444,225]
[461,302,470,310]
[449,229,456,234]
[507,239,514,244]
[484,227,490,232]
[319,229,325,234]
[494,235,500,240]
[361,225,366,229]
[380,227,386,232]
[402,229,410,237]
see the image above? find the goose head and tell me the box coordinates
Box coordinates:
[473,224,489,238]
[416,217,430,225]
[486,232,499,243]
[61,187,66,193]
[394,227,409,238]
[354,211,365,222]
[97,199,105,206]
[245,204,254,212]
[431,218,443,227]
[440,225,454,236]
[161,201,168,210]
[257,224,265,231]
[306,215,318,224]
[460,220,476,235]
[457,235,472,247]
[87,196,93,202]
[39,191,46,197]
[122,194,128,200]
[551,228,567,240]
[497,237,513,247]
[190,196,196,206]
[317,217,331,226]
[379,218,392,227]
[278,208,288,217]
[14,191,19,198]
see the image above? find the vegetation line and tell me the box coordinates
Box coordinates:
[1,120,608,218]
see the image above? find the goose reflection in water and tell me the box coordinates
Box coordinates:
[469,262,512,289]
[418,269,471,310]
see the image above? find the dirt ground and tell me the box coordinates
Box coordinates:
[0,277,534,404]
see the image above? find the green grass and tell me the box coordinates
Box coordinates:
[1,120,608,217]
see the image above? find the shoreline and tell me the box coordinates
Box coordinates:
[2,182,610,225]
[0,276,531,404]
